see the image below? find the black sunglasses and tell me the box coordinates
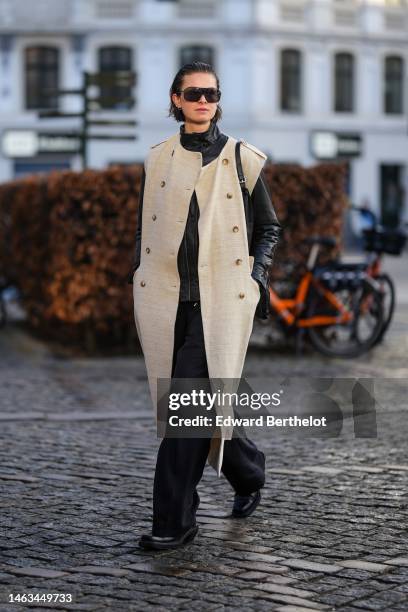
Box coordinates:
[178,87,221,103]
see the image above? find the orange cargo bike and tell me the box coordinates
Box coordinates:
[267,236,384,358]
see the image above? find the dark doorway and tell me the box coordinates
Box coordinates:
[380,164,405,229]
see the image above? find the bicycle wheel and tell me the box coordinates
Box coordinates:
[373,273,395,344]
[307,281,384,358]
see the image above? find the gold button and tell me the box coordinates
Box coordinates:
[227,193,233,199]
[233,226,239,232]
[222,158,229,165]
[239,292,245,299]
[140,280,146,287]
[152,214,157,220]
[146,247,150,253]
[160,180,166,187]
[235,258,242,265]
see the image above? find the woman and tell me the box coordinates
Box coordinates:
[128,62,282,550]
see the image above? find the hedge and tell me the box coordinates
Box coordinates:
[0,161,348,353]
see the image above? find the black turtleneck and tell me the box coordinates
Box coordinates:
[180,120,228,166]
[177,120,229,301]
[180,120,219,147]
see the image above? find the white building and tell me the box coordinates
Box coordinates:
[0,0,407,234]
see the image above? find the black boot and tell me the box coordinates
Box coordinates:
[138,525,199,551]
[231,490,261,518]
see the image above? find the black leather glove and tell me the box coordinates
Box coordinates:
[250,169,283,319]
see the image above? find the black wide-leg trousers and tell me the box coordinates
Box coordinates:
[152,301,265,537]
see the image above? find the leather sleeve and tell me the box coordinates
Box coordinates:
[127,167,146,284]
[250,168,283,318]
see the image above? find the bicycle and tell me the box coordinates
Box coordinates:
[347,204,407,344]
[268,236,384,358]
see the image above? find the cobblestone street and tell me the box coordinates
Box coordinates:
[0,254,407,611]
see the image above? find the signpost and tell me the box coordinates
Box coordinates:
[38,70,138,169]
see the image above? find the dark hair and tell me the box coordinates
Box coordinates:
[168,61,222,123]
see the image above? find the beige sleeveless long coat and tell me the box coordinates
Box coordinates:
[132,131,267,476]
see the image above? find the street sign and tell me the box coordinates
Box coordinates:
[41,89,84,96]
[39,111,84,118]
[86,135,136,141]
[38,133,81,153]
[87,96,135,108]
[87,119,137,126]
[85,71,136,86]
[310,131,363,160]
[36,70,138,168]
[2,130,81,156]
[2,130,38,157]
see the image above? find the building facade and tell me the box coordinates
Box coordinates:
[0,0,407,233]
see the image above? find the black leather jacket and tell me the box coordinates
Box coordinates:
[128,121,282,319]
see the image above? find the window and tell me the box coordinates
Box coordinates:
[280,1,305,23]
[179,45,214,68]
[334,52,354,112]
[280,49,302,113]
[178,0,217,18]
[95,1,134,19]
[98,46,134,110]
[25,46,60,110]
[384,56,404,114]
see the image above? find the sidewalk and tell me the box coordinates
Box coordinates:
[0,255,407,611]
